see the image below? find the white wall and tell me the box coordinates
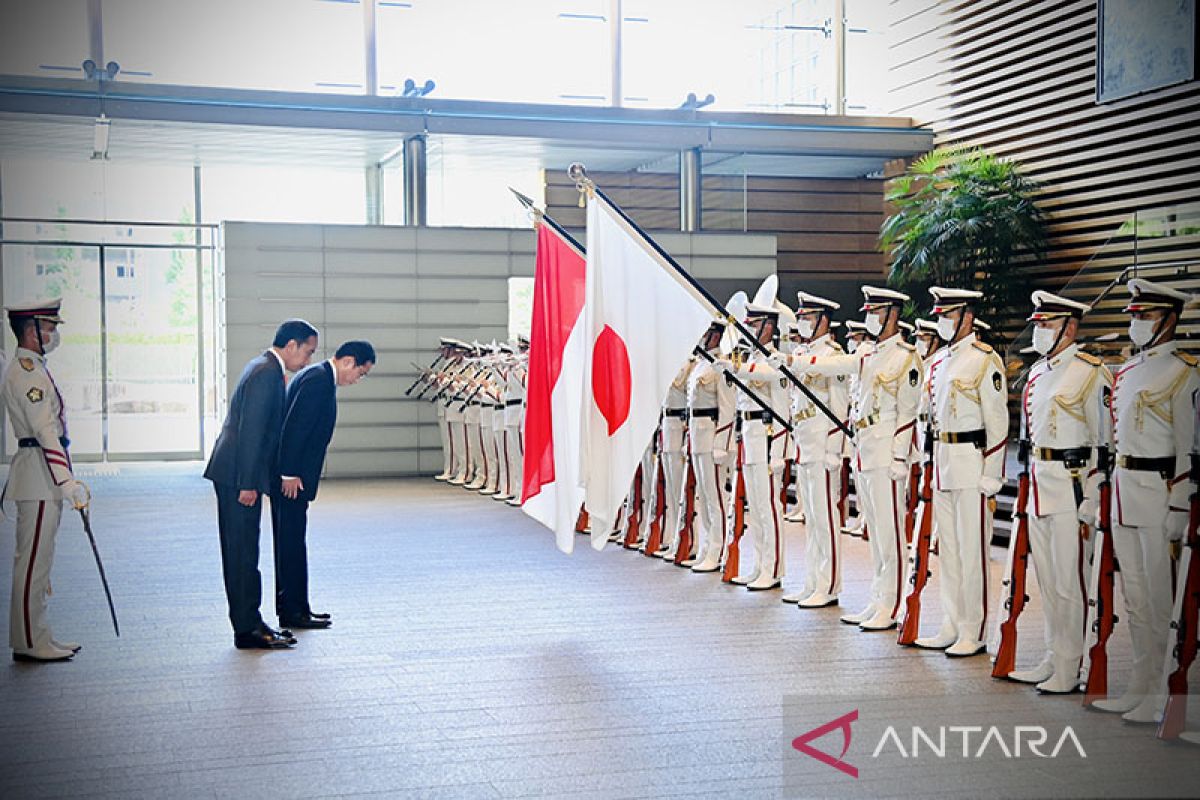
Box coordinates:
[221,222,776,477]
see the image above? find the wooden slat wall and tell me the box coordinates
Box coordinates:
[887,0,1200,349]
[544,170,887,311]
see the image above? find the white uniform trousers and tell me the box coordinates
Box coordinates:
[660,449,687,552]
[485,424,502,493]
[504,426,522,498]
[691,451,726,563]
[1028,510,1090,675]
[450,420,468,481]
[933,487,992,643]
[468,421,487,485]
[1111,520,1173,699]
[743,462,784,581]
[797,461,843,598]
[857,468,905,620]
[437,414,451,477]
[9,499,63,652]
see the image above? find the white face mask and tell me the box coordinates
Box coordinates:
[846,339,859,354]
[1031,324,1060,355]
[936,316,957,341]
[41,327,61,354]
[864,313,884,337]
[1129,318,1157,348]
[797,318,815,339]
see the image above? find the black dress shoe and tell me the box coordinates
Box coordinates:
[234,628,294,650]
[307,610,331,621]
[263,624,298,643]
[280,613,332,630]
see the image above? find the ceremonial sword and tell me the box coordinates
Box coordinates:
[78,507,120,637]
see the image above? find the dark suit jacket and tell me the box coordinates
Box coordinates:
[204,351,285,494]
[277,360,337,502]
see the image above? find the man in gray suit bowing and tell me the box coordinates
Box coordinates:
[205,319,318,650]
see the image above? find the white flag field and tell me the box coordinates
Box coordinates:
[577,192,716,549]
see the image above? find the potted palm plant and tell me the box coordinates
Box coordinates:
[879,147,1045,346]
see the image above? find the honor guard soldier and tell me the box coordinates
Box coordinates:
[917,287,1009,657]
[433,338,458,481]
[720,286,792,590]
[501,340,528,504]
[783,287,920,631]
[1094,279,1199,721]
[686,320,737,572]
[1008,291,1111,692]
[781,292,849,608]
[3,299,90,662]
[839,320,876,537]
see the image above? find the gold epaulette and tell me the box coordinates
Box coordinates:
[1074,351,1103,367]
[971,341,993,354]
[1174,350,1199,368]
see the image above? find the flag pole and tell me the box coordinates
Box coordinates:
[566,164,854,440]
[509,187,586,256]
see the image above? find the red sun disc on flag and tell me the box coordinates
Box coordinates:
[592,324,632,436]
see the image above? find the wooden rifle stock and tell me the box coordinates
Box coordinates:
[1158,456,1200,739]
[622,465,645,549]
[838,458,851,526]
[991,441,1032,678]
[897,454,935,645]
[643,457,667,556]
[904,463,922,545]
[575,506,589,535]
[722,439,748,583]
[674,454,697,566]
[1084,449,1116,705]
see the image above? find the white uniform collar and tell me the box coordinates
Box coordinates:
[949,332,977,353]
[808,332,834,348]
[1141,339,1179,359]
[15,346,45,364]
[1039,342,1079,370]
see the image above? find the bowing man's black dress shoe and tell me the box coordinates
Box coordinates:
[307,610,331,621]
[279,613,332,630]
[234,626,295,650]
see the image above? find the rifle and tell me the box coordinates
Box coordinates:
[897,427,935,646]
[575,506,590,535]
[643,451,667,557]
[904,462,922,545]
[1158,452,1200,740]
[405,352,443,396]
[991,439,1032,678]
[722,431,748,584]
[674,451,698,567]
[1083,445,1117,705]
[431,361,478,403]
[838,457,851,528]
[694,347,792,433]
[622,464,645,549]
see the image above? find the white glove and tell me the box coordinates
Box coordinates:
[825,452,842,473]
[888,461,908,482]
[63,479,91,510]
[979,476,1003,498]
[1077,495,1099,527]
[768,353,786,371]
[1166,509,1188,542]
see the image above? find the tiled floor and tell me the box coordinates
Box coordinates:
[0,466,1196,799]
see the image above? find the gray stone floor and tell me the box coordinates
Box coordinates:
[0,465,1196,799]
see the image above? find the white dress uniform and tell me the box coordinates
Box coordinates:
[444,361,471,485]
[686,346,735,572]
[789,288,921,630]
[3,300,87,662]
[1094,279,1199,721]
[918,287,1009,657]
[840,324,875,535]
[433,340,457,481]
[728,345,792,589]
[785,296,850,608]
[1010,292,1111,693]
[658,361,693,558]
[503,354,527,504]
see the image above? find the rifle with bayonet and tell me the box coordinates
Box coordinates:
[406,351,444,396]
[1083,444,1117,705]
[898,422,936,646]
[992,438,1032,677]
[1158,450,1200,739]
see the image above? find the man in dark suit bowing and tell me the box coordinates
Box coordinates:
[272,340,376,630]
[205,319,319,650]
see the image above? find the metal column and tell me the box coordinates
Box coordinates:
[680,147,702,232]
[365,163,383,225]
[833,0,847,115]
[403,135,427,227]
[609,0,623,106]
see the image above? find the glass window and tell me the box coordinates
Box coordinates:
[2,159,196,226]
[0,0,90,79]
[201,164,366,225]
[844,0,890,115]
[426,137,543,229]
[622,0,834,112]
[508,277,533,340]
[376,0,609,104]
[381,161,406,226]
[105,0,366,94]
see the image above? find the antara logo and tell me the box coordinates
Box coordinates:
[792,710,1088,779]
